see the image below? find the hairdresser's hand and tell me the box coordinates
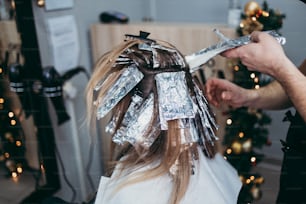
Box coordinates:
[222,31,290,78]
[205,77,253,108]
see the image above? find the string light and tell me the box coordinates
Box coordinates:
[239,132,244,138]
[4,152,10,158]
[226,118,233,125]
[234,65,240,71]
[246,178,251,184]
[12,172,18,182]
[12,172,18,178]
[37,0,45,7]
[226,148,232,154]
[17,166,23,174]
[10,119,16,126]
[8,111,14,118]
[250,156,256,163]
[0,97,4,110]
[254,77,259,83]
[16,140,22,146]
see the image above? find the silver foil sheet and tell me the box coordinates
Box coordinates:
[155,71,195,130]
[95,65,144,119]
[151,44,186,68]
[186,29,286,73]
[112,93,155,148]
[193,82,219,142]
[180,119,200,144]
[105,112,120,134]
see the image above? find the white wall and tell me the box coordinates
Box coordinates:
[31,0,306,202]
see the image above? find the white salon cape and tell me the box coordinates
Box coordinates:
[95,151,242,204]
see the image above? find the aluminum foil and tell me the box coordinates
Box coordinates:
[112,93,154,147]
[94,35,225,161]
[105,112,120,134]
[138,43,153,52]
[95,65,144,119]
[155,71,195,130]
[186,29,286,73]
[151,44,185,68]
[111,93,144,144]
[114,53,133,65]
[180,119,200,144]
[193,82,218,142]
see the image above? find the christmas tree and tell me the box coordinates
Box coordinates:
[222,1,285,203]
[0,56,26,180]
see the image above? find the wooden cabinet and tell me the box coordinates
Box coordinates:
[90,22,236,79]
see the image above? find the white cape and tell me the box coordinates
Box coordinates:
[95,152,242,204]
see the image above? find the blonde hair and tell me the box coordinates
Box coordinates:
[86,38,215,204]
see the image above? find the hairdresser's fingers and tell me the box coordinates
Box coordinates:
[221,47,242,59]
[249,31,261,43]
[205,80,221,107]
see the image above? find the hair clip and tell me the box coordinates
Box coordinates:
[125,31,156,43]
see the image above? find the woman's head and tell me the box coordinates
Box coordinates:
[86,32,218,204]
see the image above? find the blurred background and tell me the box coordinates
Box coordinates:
[0,0,305,203]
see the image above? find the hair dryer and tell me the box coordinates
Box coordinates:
[41,66,70,125]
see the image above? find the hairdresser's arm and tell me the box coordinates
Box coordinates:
[246,80,291,110]
[275,58,306,122]
[205,77,291,110]
[238,59,306,111]
[222,31,306,121]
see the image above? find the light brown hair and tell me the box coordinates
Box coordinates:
[86,38,216,204]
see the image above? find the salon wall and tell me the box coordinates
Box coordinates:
[31,0,306,202]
